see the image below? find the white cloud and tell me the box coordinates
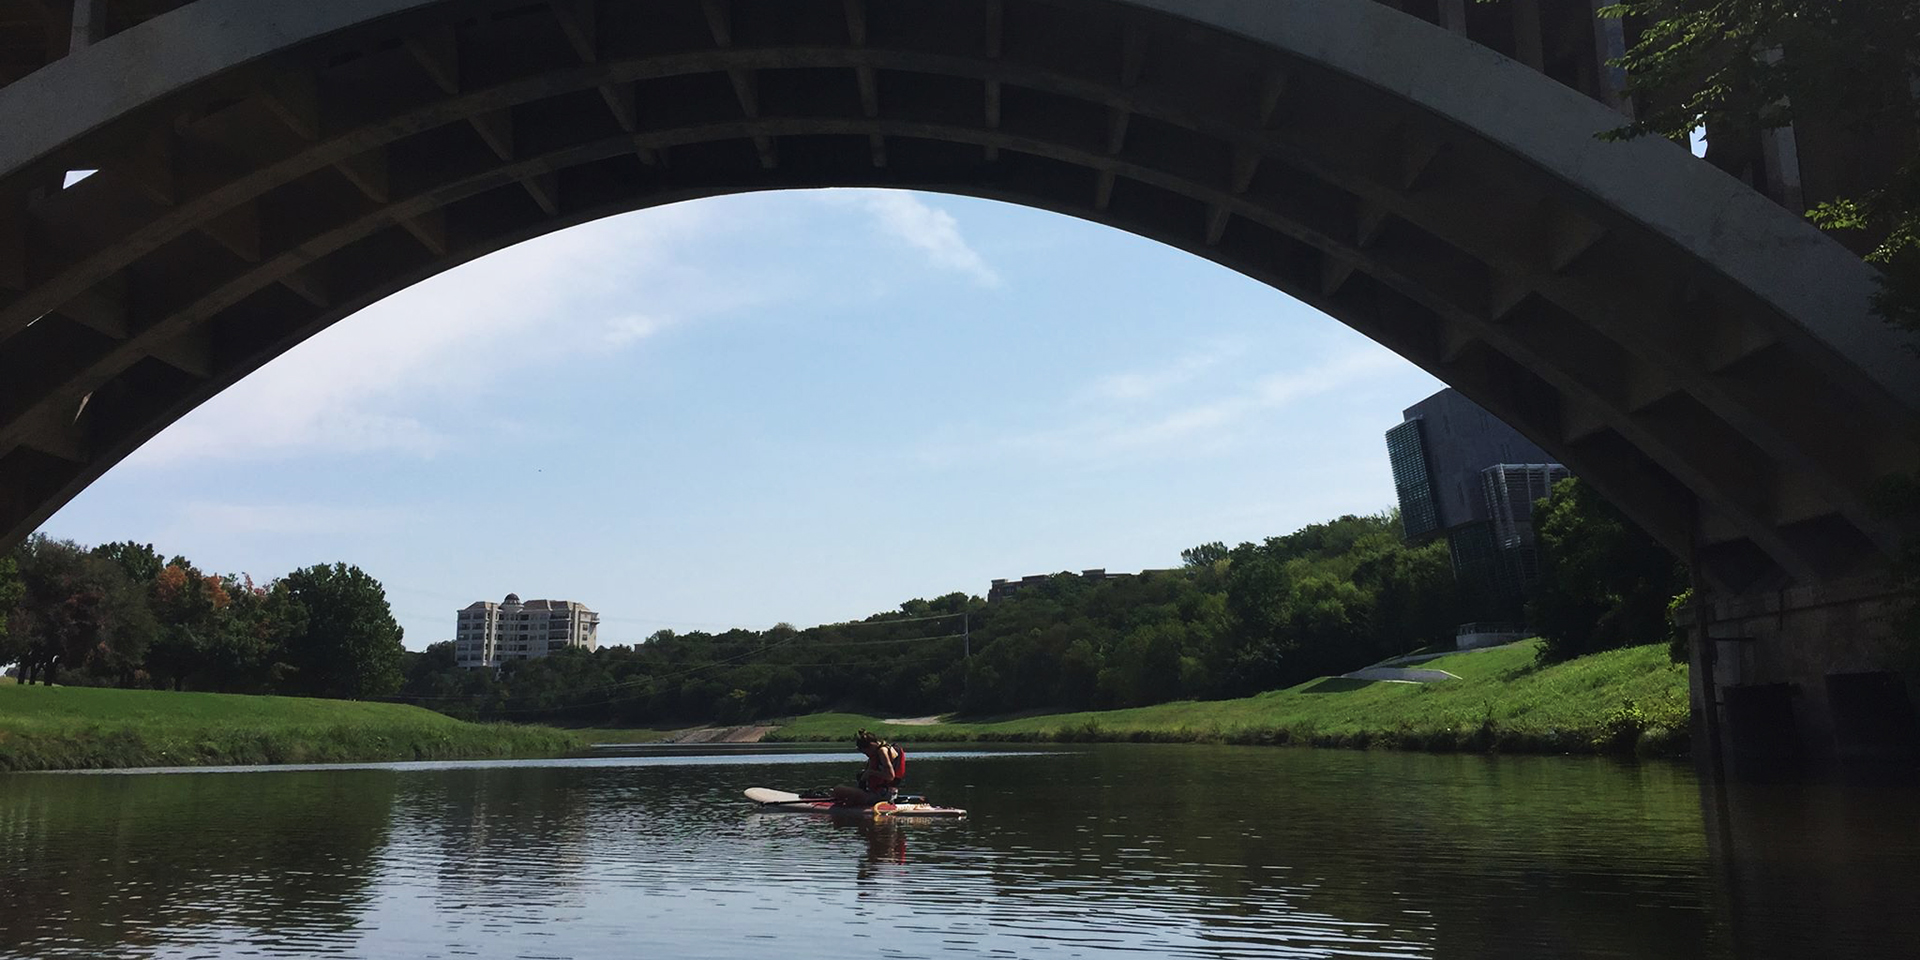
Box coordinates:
[123,202,757,466]
[1094,351,1402,451]
[857,192,1002,287]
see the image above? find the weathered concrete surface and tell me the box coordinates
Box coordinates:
[0,0,1915,764]
[1686,578,1920,773]
[0,0,1910,592]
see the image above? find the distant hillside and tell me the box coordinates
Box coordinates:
[403,513,1474,727]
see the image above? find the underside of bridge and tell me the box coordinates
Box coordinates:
[1,0,1917,765]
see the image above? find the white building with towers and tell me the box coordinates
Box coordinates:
[454,593,600,668]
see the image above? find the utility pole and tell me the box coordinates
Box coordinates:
[961,608,971,704]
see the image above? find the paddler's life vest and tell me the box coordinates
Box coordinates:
[868,741,906,785]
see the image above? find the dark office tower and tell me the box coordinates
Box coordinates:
[1384,389,1568,631]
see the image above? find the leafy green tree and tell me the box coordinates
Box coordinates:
[405,640,457,684]
[1529,479,1689,662]
[143,559,237,690]
[1220,545,1297,695]
[90,541,164,586]
[0,556,23,674]
[1055,637,1102,707]
[1181,542,1229,567]
[278,563,405,699]
[204,576,302,693]
[1285,573,1374,677]
[8,535,154,685]
[1351,534,1459,656]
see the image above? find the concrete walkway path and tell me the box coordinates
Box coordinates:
[1339,667,1459,683]
[1367,641,1529,670]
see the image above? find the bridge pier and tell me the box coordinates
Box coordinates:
[1689,578,1919,777]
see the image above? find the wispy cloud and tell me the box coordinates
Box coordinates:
[603,313,673,347]
[1092,351,1402,451]
[919,348,1405,468]
[1079,342,1246,403]
[170,501,414,538]
[856,192,1002,287]
[124,203,760,466]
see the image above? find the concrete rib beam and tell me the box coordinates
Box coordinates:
[1,0,1899,409]
[1120,0,1908,413]
[0,0,1892,408]
[0,0,1911,584]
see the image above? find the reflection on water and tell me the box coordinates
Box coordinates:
[1,744,1915,959]
[0,769,394,957]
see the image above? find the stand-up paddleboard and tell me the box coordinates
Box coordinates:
[745,787,966,817]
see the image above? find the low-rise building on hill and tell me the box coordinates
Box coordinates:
[988,568,1179,603]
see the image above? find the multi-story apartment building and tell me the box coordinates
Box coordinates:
[453,593,600,668]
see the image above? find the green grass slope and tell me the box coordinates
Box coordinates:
[769,641,1692,757]
[0,684,582,772]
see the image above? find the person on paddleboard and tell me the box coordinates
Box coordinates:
[832,730,905,806]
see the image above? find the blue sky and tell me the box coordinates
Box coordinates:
[39,190,1443,649]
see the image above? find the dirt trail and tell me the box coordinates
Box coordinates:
[660,725,778,744]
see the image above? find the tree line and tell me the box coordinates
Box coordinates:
[2,479,1683,724]
[392,510,1462,725]
[0,536,404,699]
[392,481,1684,726]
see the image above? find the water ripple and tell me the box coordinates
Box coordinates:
[4,745,1916,958]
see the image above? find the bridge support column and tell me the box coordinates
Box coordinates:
[1689,578,1919,777]
[69,0,107,53]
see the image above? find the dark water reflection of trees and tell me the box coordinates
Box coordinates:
[937,748,1729,959]
[0,770,394,956]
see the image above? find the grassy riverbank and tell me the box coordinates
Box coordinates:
[0,684,583,772]
[768,641,1693,757]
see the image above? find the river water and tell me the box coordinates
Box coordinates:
[1,744,1915,959]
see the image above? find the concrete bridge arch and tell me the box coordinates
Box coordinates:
[1,0,1916,757]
